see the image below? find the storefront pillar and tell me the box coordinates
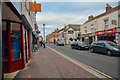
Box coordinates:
[116,33,120,45]
[0,1,3,79]
[25,29,28,63]
[21,24,25,68]
[7,21,13,72]
[28,30,31,58]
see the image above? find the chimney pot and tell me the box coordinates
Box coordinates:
[106,4,112,12]
[88,15,94,20]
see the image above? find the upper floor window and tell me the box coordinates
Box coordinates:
[104,20,109,29]
[84,27,87,33]
[91,24,94,32]
[62,32,64,37]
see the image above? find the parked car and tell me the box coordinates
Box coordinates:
[57,41,64,46]
[71,41,89,50]
[90,41,120,56]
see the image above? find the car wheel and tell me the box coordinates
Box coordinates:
[71,46,74,49]
[107,50,112,56]
[90,48,94,53]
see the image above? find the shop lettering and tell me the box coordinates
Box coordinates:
[11,34,21,39]
[95,28,116,35]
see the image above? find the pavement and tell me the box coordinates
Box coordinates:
[14,45,97,79]
[4,71,19,80]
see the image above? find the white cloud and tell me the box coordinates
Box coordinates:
[36,8,106,36]
[44,25,55,28]
[36,12,87,25]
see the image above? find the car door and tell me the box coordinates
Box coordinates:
[97,42,106,53]
[74,42,78,49]
[92,41,99,52]
[72,42,75,48]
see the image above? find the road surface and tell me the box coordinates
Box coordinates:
[47,43,119,78]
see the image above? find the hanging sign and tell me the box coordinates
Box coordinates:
[29,3,41,12]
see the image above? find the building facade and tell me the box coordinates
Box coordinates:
[81,15,97,45]
[2,1,38,73]
[46,28,59,43]
[81,4,120,45]
[63,24,81,44]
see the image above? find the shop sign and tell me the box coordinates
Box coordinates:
[29,3,41,12]
[68,30,74,34]
[11,33,21,39]
[95,28,116,35]
[112,20,117,25]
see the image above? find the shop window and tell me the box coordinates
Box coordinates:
[11,23,22,60]
[2,22,8,61]
[104,20,109,29]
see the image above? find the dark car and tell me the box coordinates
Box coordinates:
[90,41,120,56]
[57,41,64,46]
[71,41,89,50]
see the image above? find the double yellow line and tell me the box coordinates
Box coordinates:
[47,46,115,80]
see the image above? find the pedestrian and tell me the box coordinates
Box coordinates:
[113,39,116,44]
[40,41,43,47]
[43,41,45,48]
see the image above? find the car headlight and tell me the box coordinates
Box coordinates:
[113,48,119,51]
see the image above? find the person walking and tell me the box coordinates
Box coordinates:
[43,41,45,48]
[40,41,43,47]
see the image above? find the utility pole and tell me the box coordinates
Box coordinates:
[0,1,3,80]
[43,24,45,48]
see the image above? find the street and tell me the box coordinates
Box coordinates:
[16,45,96,78]
[2,1,120,80]
[47,43,119,78]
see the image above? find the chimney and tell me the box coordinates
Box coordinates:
[88,15,94,21]
[106,4,112,12]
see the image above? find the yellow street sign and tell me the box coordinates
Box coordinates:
[29,3,41,12]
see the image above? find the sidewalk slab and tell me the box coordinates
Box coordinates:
[15,46,97,78]
[4,71,19,80]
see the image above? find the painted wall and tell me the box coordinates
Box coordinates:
[97,11,118,31]
[81,19,97,35]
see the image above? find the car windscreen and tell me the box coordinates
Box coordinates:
[77,42,85,45]
[58,42,63,44]
[107,41,117,46]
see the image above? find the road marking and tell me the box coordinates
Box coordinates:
[47,46,115,79]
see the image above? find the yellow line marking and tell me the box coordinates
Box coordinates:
[47,46,115,79]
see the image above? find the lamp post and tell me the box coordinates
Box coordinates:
[43,24,45,48]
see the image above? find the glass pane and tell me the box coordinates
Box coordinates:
[11,22,22,60]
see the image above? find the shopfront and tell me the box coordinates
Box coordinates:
[95,28,117,43]
[2,20,25,73]
[81,33,95,45]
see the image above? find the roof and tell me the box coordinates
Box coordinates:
[83,5,120,24]
[68,24,81,31]
[57,28,65,33]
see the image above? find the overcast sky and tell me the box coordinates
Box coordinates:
[36,1,118,37]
